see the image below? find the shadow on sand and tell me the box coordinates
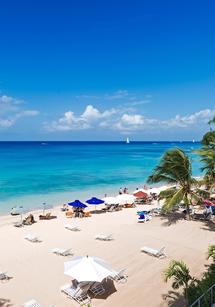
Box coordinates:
[162,290,186,307]
[89,279,117,300]
[159,212,215,231]
[0,299,13,307]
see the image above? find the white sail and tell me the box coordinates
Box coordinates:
[126,137,130,144]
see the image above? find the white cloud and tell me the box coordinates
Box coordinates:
[0,94,39,129]
[0,119,14,128]
[162,109,215,128]
[105,90,129,100]
[47,105,118,131]
[81,105,102,121]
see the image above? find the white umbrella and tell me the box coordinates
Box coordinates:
[116,194,136,205]
[102,196,119,205]
[64,256,114,282]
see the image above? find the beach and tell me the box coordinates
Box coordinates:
[0,202,214,307]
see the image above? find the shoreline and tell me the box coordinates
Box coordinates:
[0,181,164,217]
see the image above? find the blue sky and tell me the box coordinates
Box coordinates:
[0,0,215,140]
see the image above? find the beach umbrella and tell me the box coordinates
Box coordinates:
[64,255,114,282]
[133,188,149,195]
[86,197,104,211]
[86,197,104,205]
[133,191,148,199]
[102,196,119,205]
[116,194,136,205]
[68,200,87,209]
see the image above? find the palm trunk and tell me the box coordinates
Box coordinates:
[184,194,191,220]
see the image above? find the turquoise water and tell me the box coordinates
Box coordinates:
[0,141,201,213]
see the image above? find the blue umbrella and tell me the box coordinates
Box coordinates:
[68,200,87,209]
[86,197,104,211]
[86,197,104,205]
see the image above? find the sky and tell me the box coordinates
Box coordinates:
[0,0,215,141]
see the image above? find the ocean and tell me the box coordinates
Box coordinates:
[0,141,201,214]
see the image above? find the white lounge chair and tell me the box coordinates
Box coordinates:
[65,225,81,231]
[0,271,10,280]
[89,283,105,296]
[95,234,113,241]
[22,299,42,307]
[140,246,166,258]
[61,283,91,305]
[24,234,41,243]
[109,269,127,283]
[51,248,73,256]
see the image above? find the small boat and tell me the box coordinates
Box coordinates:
[126,137,130,144]
[192,139,195,143]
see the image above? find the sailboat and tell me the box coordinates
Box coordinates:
[126,137,130,144]
[192,139,195,143]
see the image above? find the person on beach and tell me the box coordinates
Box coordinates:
[119,187,123,194]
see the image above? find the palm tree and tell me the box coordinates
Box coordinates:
[164,260,194,304]
[195,146,215,191]
[147,148,204,216]
[208,116,215,130]
[207,245,215,262]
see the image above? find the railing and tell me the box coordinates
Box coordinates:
[189,283,215,307]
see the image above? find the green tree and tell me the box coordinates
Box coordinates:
[208,115,215,127]
[207,245,215,262]
[164,260,195,304]
[195,146,215,191]
[201,131,215,147]
[147,148,205,216]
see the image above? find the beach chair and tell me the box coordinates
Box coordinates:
[22,299,42,307]
[95,234,113,241]
[39,213,57,220]
[0,271,10,280]
[14,221,23,227]
[24,234,41,243]
[138,213,151,222]
[51,247,73,256]
[65,224,81,231]
[109,269,127,283]
[140,246,166,258]
[89,283,105,296]
[61,283,91,306]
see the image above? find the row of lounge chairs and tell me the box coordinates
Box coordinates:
[14,213,57,227]
[24,232,114,243]
[23,232,166,258]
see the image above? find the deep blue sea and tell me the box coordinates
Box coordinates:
[0,141,202,214]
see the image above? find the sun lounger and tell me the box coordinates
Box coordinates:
[61,283,91,305]
[109,269,127,283]
[65,225,81,231]
[14,221,23,227]
[51,248,73,256]
[23,214,36,225]
[89,283,105,296]
[84,211,91,217]
[138,213,152,222]
[0,271,10,280]
[140,246,166,258]
[95,234,113,241]
[65,211,73,217]
[22,299,42,307]
[39,213,57,220]
[24,234,41,243]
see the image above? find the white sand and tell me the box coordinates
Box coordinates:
[0,203,214,307]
